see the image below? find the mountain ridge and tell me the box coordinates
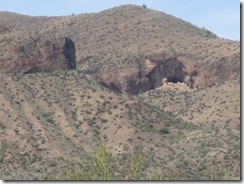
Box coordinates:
[0,5,240,180]
[0,5,240,95]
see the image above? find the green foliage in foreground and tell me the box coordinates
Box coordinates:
[56,145,233,180]
[56,145,148,180]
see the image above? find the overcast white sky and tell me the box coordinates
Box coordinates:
[0,0,241,41]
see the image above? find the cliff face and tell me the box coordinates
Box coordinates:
[0,6,240,95]
[97,55,197,95]
[196,55,240,88]
[95,52,240,95]
[0,36,76,74]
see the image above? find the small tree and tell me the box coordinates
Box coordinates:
[142,4,147,9]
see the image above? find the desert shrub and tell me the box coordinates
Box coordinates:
[92,146,113,180]
[56,145,148,180]
[57,146,113,180]
[159,127,170,134]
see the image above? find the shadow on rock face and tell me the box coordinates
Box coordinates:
[63,37,76,70]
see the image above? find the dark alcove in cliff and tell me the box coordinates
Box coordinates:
[145,57,186,89]
[166,76,184,83]
[63,37,76,70]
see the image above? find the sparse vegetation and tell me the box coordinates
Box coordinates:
[56,145,235,180]
[0,4,240,180]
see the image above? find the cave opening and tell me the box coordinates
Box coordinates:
[166,76,184,83]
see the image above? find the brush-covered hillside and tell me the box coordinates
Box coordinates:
[0,5,240,180]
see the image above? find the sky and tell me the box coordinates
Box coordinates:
[0,0,241,41]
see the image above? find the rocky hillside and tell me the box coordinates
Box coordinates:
[0,5,240,180]
[0,5,240,94]
[0,71,240,180]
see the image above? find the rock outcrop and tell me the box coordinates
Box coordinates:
[196,55,240,88]
[0,6,239,95]
[97,54,196,95]
[95,53,239,96]
[0,36,76,74]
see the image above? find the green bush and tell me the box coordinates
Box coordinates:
[56,145,147,180]
[159,127,170,134]
[92,146,113,180]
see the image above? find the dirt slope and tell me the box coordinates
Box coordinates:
[0,5,240,180]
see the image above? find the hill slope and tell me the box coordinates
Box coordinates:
[0,71,240,180]
[0,5,240,180]
[0,5,240,94]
